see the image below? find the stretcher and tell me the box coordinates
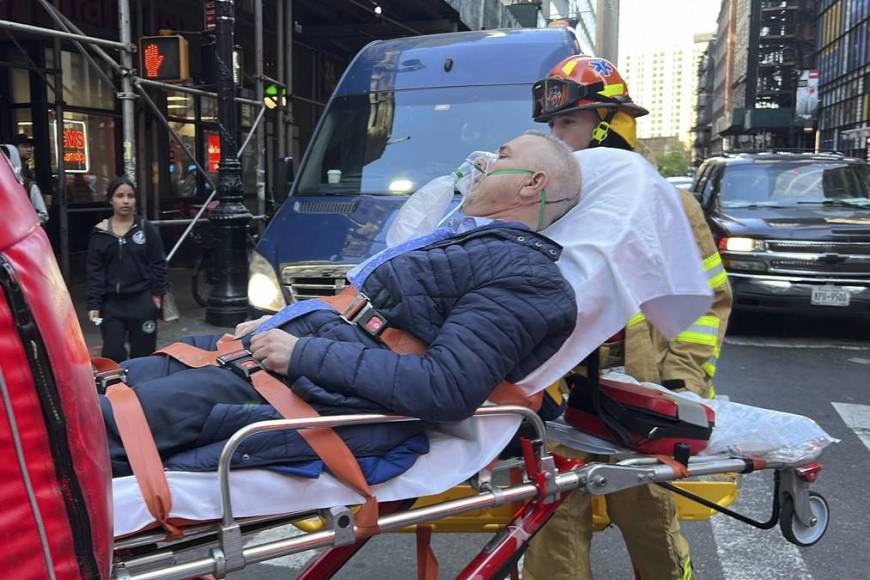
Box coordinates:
[108,404,830,579]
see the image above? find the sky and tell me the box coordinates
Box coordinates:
[618,0,722,58]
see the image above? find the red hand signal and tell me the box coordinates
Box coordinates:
[143,43,165,78]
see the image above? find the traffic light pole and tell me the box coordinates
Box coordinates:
[206,0,252,326]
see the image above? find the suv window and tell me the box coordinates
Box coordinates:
[717,161,870,208]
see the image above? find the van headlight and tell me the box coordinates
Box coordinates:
[248,250,286,312]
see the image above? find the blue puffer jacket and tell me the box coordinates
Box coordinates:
[108,223,577,474]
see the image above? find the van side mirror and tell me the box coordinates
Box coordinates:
[271,156,295,208]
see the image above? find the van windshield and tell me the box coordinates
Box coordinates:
[295,85,540,196]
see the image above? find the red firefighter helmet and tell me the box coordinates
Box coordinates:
[532,55,649,122]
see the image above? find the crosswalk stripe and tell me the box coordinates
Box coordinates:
[832,402,870,452]
[710,472,812,580]
[725,337,870,350]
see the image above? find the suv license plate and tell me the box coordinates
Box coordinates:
[811,286,850,307]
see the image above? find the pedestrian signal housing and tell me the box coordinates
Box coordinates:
[139,35,189,82]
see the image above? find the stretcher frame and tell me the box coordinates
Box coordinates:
[110,405,829,580]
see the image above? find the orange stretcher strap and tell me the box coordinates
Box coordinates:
[158,338,380,535]
[96,359,183,540]
[654,454,690,479]
[415,525,439,580]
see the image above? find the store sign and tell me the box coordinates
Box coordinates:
[204,0,216,31]
[51,120,89,173]
[796,70,819,119]
[139,35,190,82]
[207,134,221,173]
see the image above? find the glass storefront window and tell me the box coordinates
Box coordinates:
[48,111,117,204]
[167,121,199,198]
[167,92,196,122]
[45,49,114,110]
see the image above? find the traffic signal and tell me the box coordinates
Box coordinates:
[139,34,189,82]
[264,83,287,110]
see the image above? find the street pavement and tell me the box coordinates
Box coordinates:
[78,280,869,579]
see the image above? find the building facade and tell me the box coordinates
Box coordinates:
[816,0,870,157]
[706,0,818,154]
[622,33,712,148]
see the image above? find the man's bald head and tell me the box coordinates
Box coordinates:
[464,132,582,230]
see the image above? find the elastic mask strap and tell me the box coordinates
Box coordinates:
[537,189,548,231]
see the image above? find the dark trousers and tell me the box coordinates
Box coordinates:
[100,292,159,361]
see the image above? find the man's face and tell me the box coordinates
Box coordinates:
[547,109,600,152]
[463,135,541,217]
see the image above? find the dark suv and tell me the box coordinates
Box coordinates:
[692,152,870,316]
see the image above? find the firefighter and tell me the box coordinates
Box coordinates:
[523,55,732,580]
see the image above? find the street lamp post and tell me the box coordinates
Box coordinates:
[206,0,251,326]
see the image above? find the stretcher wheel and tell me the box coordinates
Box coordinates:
[779,491,829,547]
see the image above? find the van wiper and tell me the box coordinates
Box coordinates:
[722,201,785,209]
[797,198,870,207]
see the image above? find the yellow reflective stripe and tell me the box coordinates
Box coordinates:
[561,59,578,76]
[707,384,717,399]
[703,252,722,270]
[627,312,646,328]
[676,331,718,347]
[598,82,625,97]
[708,270,728,289]
[702,360,717,377]
[681,556,694,580]
[704,253,728,289]
[703,345,720,377]
[677,316,719,345]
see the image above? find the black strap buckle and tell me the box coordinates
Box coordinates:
[217,349,263,380]
[95,368,127,395]
[340,293,389,338]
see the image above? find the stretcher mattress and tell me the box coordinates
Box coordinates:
[114,414,520,537]
[114,387,838,538]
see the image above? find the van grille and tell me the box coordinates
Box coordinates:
[766,240,870,255]
[281,263,355,301]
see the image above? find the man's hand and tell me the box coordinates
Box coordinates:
[152,295,163,309]
[233,314,273,338]
[88,309,100,322]
[250,328,298,376]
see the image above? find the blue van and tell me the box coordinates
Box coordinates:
[248,28,580,313]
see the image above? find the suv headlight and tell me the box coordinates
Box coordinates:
[248,250,287,312]
[719,237,766,252]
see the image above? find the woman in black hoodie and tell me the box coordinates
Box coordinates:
[86,177,167,361]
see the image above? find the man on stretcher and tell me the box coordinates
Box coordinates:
[100,131,582,477]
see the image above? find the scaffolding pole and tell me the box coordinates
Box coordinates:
[255,0,266,218]
[0,19,133,52]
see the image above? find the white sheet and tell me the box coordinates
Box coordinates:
[114,414,520,537]
[114,148,713,538]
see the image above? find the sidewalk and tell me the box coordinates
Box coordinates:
[69,267,236,356]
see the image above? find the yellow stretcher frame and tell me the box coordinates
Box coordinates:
[294,474,740,534]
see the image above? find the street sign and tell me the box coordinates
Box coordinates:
[139,35,190,82]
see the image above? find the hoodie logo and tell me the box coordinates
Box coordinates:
[132,230,146,245]
[142,320,156,334]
